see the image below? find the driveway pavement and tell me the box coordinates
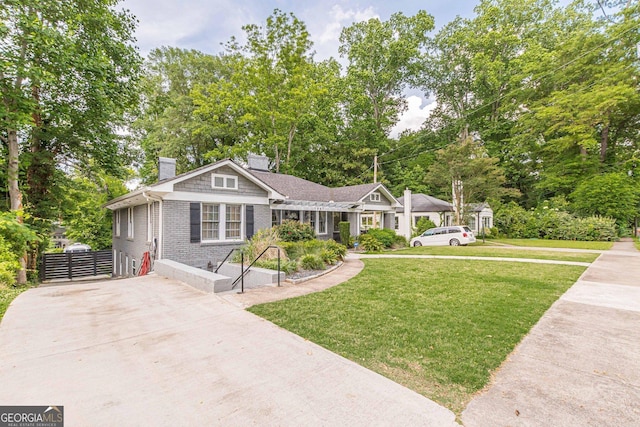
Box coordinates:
[462,240,640,426]
[0,273,457,426]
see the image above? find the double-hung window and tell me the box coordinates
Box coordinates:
[318,211,327,234]
[201,203,242,241]
[115,210,121,237]
[202,204,220,240]
[226,205,241,239]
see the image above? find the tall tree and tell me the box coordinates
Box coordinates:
[338,11,434,182]
[1,0,141,282]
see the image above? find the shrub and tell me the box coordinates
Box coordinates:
[392,234,408,248]
[275,220,316,242]
[300,254,325,270]
[255,259,298,274]
[320,249,339,265]
[323,239,347,260]
[339,222,351,247]
[413,217,437,237]
[358,234,384,252]
[302,239,324,254]
[366,228,397,248]
[0,235,20,287]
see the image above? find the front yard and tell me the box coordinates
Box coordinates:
[248,257,586,415]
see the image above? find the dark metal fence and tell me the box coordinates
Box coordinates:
[40,250,112,281]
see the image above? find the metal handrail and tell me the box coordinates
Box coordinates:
[214,248,238,273]
[230,245,281,293]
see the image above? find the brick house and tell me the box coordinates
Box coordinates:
[104,156,399,277]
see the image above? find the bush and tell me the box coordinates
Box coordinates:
[393,234,408,248]
[238,227,283,263]
[0,235,20,287]
[413,217,437,237]
[275,220,316,242]
[339,222,351,247]
[323,239,347,260]
[366,228,397,248]
[300,254,325,270]
[320,249,339,265]
[255,259,298,274]
[358,234,384,252]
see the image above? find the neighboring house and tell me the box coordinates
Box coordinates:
[395,190,492,239]
[104,156,399,276]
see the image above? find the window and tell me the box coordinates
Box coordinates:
[147,204,154,242]
[468,216,476,231]
[212,173,238,190]
[318,211,327,234]
[361,215,374,230]
[226,205,241,239]
[115,210,121,237]
[272,210,281,227]
[370,192,381,202]
[202,204,220,240]
[482,216,491,230]
[127,207,134,239]
[201,203,243,241]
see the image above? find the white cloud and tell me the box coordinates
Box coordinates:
[390,96,436,139]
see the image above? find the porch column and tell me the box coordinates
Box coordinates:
[403,189,412,240]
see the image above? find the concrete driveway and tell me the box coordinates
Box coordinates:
[0,275,457,426]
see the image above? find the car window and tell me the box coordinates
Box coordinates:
[434,228,447,235]
[423,229,435,236]
[463,226,472,232]
[448,227,461,234]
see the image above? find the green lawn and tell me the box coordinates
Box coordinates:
[0,285,29,323]
[489,238,613,250]
[249,258,586,415]
[392,245,599,263]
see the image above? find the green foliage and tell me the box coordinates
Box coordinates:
[413,217,437,237]
[494,202,618,241]
[319,249,339,265]
[300,254,325,270]
[0,212,39,286]
[358,234,384,252]
[0,235,21,286]
[339,222,351,247]
[254,259,298,274]
[570,173,640,227]
[238,228,284,263]
[365,228,398,248]
[323,239,348,260]
[275,220,316,242]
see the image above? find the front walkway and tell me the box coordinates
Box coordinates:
[462,240,640,426]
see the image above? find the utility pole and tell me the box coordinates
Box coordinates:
[373,155,378,183]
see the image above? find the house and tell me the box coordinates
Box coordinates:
[395,190,493,239]
[104,156,399,276]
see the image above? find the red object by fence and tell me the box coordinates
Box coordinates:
[138,252,151,276]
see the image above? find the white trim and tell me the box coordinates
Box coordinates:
[370,192,381,202]
[127,207,134,239]
[163,192,270,205]
[147,203,153,243]
[115,210,121,237]
[201,202,245,243]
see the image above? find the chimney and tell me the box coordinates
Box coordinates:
[247,154,271,172]
[403,188,413,240]
[158,157,176,181]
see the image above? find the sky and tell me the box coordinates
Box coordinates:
[117,0,483,136]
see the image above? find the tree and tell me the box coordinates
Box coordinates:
[1,0,141,283]
[338,11,434,182]
[426,138,517,224]
[570,172,639,228]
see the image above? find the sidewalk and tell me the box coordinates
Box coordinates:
[461,240,640,426]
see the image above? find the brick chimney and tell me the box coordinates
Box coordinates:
[158,157,176,181]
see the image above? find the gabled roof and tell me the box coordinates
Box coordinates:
[397,194,454,213]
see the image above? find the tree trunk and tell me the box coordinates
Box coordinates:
[7,129,28,285]
[600,125,609,163]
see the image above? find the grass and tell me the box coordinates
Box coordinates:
[249,258,586,415]
[0,284,30,323]
[391,245,599,263]
[489,238,613,250]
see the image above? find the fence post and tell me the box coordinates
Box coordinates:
[67,252,73,280]
[240,252,244,294]
[277,247,281,287]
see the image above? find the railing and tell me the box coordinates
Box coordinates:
[230,245,281,293]
[214,248,238,273]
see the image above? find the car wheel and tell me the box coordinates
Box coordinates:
[449,239,460,246]
[413,241,422,247]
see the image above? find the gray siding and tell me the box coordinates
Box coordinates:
[173,165,267,198]
[162,200,272,269]
[364,192,394,208]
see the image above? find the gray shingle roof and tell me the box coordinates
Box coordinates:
[397,194,453,213]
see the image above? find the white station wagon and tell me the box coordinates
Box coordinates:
[410,226,476,247]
